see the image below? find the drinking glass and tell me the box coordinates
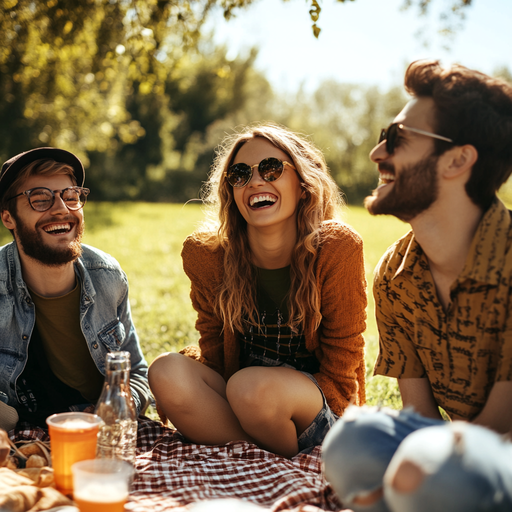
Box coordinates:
[72,458,133,512]
[46,412,102,495]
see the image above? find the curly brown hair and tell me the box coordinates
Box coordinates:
[194,122,344,335]
[404,59,512,209]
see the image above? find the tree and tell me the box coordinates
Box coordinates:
[0,0,212,164]
[0,0,475,168]
[84,42,272,202]
[0,0,480,205]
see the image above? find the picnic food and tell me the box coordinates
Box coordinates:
[3,439,51,470]
[26,455,47,468]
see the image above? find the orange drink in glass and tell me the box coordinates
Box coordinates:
[72,459,133,512]
[46,412,102,495]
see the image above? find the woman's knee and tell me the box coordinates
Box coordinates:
[226,368,278,421]
[149,353,195,401]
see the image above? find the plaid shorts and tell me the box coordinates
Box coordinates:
[243,355,339,453]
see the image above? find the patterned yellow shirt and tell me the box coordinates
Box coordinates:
[373,199,512,421]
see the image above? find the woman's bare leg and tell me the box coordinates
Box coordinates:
[148,353,254,445]
[226,367,323,458]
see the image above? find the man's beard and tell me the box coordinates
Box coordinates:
[14,214,84,266]
[364,153,439,222]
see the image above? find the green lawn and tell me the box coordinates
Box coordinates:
[3,195,510,412]
[79,202,409,409]
[0,202,410,409]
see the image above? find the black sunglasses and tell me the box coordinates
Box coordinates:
[379,123,454,155]
[7,186,90,212]
[226,157,295,188]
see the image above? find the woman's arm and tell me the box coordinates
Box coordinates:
[182,236,226,375]
[313,223,367,416]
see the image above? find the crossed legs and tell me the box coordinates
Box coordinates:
[148,353,323,457]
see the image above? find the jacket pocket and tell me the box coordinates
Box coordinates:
[98,319,126,350]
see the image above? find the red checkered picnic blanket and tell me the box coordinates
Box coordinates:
[12,417,346,512]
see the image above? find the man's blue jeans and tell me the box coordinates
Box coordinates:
[321,406,512,512]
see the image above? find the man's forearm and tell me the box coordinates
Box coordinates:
[398,378,443,420]
[471,381,512,434]
[130,373,151,415]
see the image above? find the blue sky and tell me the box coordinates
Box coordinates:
[207,0,512,92]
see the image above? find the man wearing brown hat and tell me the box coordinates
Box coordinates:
[0,147,150,431]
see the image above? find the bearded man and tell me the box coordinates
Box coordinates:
[322,60,512,512]
[0,148,150,431]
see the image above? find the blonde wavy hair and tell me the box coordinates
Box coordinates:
[195,123,344,334]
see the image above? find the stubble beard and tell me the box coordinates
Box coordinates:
[364,153,440,222]
[13,214,84,266]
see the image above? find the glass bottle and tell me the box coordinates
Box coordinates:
[95,351,137,464]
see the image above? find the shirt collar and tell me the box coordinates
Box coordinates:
[393,231,425,279]
[392,198,510,285]
[458,198,510,285]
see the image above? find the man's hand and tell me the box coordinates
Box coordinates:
[0,429,10,466]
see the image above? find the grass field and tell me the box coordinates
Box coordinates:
[77,202,410,409]
[0,202,410,408]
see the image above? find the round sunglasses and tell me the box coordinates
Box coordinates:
[226,157,295,188]
[379,123,453,155]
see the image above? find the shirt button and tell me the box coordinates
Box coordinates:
[92,343,98,349]
[25,297,32,304]
[22,335,28,340]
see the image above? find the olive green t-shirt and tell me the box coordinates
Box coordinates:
[29,281,104,402]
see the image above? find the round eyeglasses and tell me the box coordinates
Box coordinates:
[7,186,90,212]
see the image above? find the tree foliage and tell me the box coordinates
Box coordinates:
[85,42,272,202]
[0,0,498,206]
[0,0,211,164]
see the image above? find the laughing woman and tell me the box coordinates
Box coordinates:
[149,123,367,457]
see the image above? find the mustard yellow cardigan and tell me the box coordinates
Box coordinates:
[181,220,367,416]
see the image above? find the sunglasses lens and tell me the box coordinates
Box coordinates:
[227,163,252,188]
[379,124,398,154]
[259,158,283,182]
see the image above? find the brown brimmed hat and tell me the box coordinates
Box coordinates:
[0,147,85,202]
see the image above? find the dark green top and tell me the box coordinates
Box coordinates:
[239,266,319,373]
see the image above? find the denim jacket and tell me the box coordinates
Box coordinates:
[0,241,151,416]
